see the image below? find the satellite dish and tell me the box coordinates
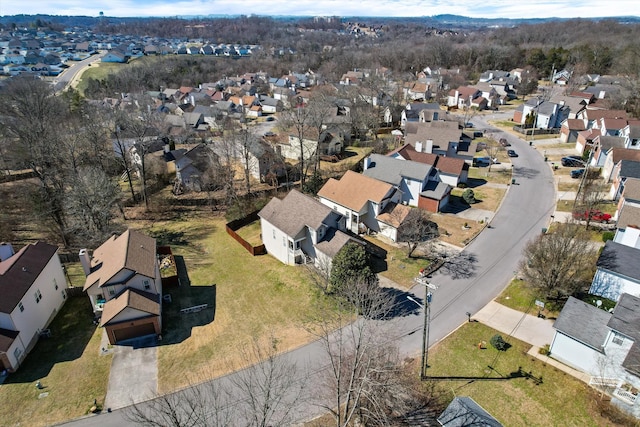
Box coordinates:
[596,300,603,307]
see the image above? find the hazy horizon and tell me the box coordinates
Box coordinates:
[1,0,638,20]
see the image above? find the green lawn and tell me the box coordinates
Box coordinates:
[428,322,628,426]
[141,213,332,391]
[74,62,127,95]
[496,278,545,314]
[0,297,111,427]
[468,167,513,185]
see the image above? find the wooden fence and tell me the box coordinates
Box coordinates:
[226,211,266,256]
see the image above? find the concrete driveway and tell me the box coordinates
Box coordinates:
[103,335,158,411]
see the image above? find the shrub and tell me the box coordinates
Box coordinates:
[462,188,477,204]
[602,231,615,242]
[490,334,508,351]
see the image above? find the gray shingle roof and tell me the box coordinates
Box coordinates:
[258,190,334,238]
[597,241,640,281]
[420,180,451,200]
[620,160,640,179]
[553,297,611,351]
[437,396,503,427]
[608,294,640,375]
[363,154,431,186]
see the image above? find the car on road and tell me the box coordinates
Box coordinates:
[572,210,612,223]
[266,116,275,121]
[499,138,511,147]
[507,149,518,157]
[561,156,585,167]
[263,131,276,138]
[464,122,474,128]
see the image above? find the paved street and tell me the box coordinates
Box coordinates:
[61,115,557,426]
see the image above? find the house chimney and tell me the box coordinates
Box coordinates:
[363,156,372,170]
[0,242,15,262]
[425,139,434,153]
[190,95,195,106]
[415,141,423,152]
[79,248,92,276]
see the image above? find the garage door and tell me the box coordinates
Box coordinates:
[113,322,156,343]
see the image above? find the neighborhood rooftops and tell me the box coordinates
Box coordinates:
[0,241,58,314]
[100,288,161,327]
[83,229,157,291]
[317,170,395,212]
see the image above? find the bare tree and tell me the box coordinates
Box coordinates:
[230,335,307,427]
[279,104,314,189]
[519,222,598,302]
[232,128,260,194]
[307,280,404,427]
[574,169,609,229]
[125,377,235,427]
[485,138,503,173]
[397,208,439,258]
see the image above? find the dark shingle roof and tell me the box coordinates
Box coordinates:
[619,160,640,179]
[597,241,640,281]
[553,296,611,351]
[608,294,640,375]
[437,396,503,427]
[364,154,431,185]
[258,190,334,238]
[0,242,58,314]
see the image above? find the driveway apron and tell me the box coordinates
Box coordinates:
[103,335,158,411]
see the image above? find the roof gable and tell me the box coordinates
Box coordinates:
[83,229,157,290]
[100,288,160,326]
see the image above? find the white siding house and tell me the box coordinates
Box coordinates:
[0,242,67,372]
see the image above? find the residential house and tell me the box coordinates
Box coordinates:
[447,86,483,110]
[577,109,628,129]
[0,242,67,372]
[173,143,219,192]
[550,294,640,417]
[318,170,402,237]
[603,149,640,184]
[437,396,503,426]
[608,159,640,200]
[278,135,318,162]
[589,241,640,302]
[621,123,640,149]
[81,229,162,345]
[590,135,626,168]
[246,138,286,183]
[473,82,500,107]
[400,102,443,128]
[363,153,451,212]
[389,143,468,187]
[101,50,128,63]
[258,190,350,267]
[560,119,587,144]
[615,177,640,235]
[550,95,588,120]
[535,101,568,130]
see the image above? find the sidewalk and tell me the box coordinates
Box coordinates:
[474,301,591,383]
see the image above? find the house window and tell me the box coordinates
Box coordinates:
[613,333,624,346]
[14,347,21,360]
[54,278,58,290]
[273,229,276,239]
[34,290,42,304]
[144,280,150,290]
[18,302,24,312]
[289,240,294,250]
[61,290,66,300]
[109,289,115,296]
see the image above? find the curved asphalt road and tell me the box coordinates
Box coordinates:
[60,114,556,426]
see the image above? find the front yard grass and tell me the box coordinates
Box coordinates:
[429,322,622,426]
[140,213,330,392]
[451,187,506,212]
[0,297,111,427]
[468,167,513,185]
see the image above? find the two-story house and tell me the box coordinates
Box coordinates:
[318,170,402,238]
[81,229,162,345]
[258,190,351,267]
[0,242,67,372]
[589,240,640,302]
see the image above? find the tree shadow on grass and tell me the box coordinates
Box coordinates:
[4,296,96,383]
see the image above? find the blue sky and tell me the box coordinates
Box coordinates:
[1,0,638,19]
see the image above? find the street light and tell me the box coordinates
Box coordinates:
[407,279,437,379]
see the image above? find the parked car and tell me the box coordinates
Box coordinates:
[572,210,612,223]
[561,156,585,167]
[507,149,518,157]
[473,156,498,167]
[464,122,474,128]
[499,138,511,147]
[570,168,585,179]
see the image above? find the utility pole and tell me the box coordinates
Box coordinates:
[409,274,438,379]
